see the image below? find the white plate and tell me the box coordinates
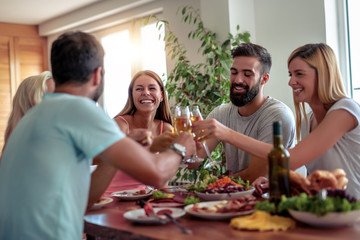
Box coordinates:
[184,201,255,220]
[89,197,113,210]
[111,189,153,200]
[194,187,255,201]
[288,209,360,228]
[123,207,185,224]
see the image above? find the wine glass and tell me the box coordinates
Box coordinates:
[190,105,218,169]
[173,106,192,134]
[173,106,196,164]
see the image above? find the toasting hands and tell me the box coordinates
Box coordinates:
[191,118,231,142]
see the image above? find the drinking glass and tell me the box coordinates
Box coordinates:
[173,106,196,163]
[190,105,218,169]
[173,106,192,134]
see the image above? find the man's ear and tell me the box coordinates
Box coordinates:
[92,67,103,87]
[261,73,270,85]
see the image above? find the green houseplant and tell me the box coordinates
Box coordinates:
[145,6,251,183]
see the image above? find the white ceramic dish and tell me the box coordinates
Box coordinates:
[194,187,255,201]
[89,197,113,210]
[288,209,360,228]
[111,189,153,201]
[123,207,185,224]
[184,201,254,220]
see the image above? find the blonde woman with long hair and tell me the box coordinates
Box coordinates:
[2,71,54,153]
[192,43,360,198]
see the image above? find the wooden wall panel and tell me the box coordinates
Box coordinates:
[0,23,48,153]
[0,36,12,149]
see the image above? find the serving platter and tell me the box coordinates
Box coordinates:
[288,209,360,228]
[184,201,255,220]
[194,187,255,201]
[123,207,185,224]
[111,189,153,200]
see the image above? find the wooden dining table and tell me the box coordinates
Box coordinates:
[84,195,360,240]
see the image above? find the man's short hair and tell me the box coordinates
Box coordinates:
[51,31,104,86]
[231,43,272,75]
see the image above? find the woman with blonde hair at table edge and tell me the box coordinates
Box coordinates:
[89,70,175,203]
[2,71,54,154]
[192,43,360,199]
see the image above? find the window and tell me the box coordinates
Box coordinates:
[346,0,360,103]
[94,19,167,118]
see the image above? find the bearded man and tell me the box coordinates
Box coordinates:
[191,43,296,182]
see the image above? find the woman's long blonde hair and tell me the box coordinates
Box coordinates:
[3,71,53,146]
[116,70,172,125]
[288,43,347,141]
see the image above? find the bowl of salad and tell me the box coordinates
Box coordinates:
[255,190,360,228]
[186,175,254,201]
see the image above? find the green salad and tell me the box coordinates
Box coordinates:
[185,175,249,193]
[255,192,360,216]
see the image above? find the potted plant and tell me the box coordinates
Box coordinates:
[144,6,251,183]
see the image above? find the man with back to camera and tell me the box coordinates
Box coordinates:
[0,31,196,240]
[191,43,296,182]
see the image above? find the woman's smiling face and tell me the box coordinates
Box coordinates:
[132,74,163,113]
[288,57,319,104]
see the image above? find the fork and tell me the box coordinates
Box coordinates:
[317,189,328,200]
[163,212,192,234]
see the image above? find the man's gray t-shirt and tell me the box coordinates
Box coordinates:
[207,97,295,174]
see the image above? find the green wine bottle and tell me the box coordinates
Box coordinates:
[268,121,291,207]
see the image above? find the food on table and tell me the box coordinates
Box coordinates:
[186,175,250,194]
[144,202,155,217]
[153,190,175,199]
[279,191,360,216]
[183,195,200,205]
[190,195,257,214]
[230,211,296,231]
[156,209,173,216]
[95,197,111,205]
[289,168,349,196]
[256,191,360,216]
[136,189,148,195]
[118,189,148,196]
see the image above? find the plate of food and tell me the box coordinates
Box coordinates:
[111,189,153,200]
[187,175,254,201]
[185,195,257,220]
[288,209,360,228]
[89,197,113,210]
[123,207,186,224]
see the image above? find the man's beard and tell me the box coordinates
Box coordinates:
[230,78,261,107]
[92,70,104,102]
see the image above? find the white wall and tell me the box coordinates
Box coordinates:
[253,0,326,113]
[41,0,329,114]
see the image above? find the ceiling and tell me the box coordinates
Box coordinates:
[0,0,101,25]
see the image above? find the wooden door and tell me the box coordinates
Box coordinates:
[0,36,13,149]
[0,34,48,152]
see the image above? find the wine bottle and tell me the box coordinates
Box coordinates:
[268,121,291,207]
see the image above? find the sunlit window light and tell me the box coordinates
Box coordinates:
[101,31,132,118]
[348,0,360,103]
[141,22,167,81]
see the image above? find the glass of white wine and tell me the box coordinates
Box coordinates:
[173,106,196,164]
[190,105,218,169]
[173,106,192,134]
